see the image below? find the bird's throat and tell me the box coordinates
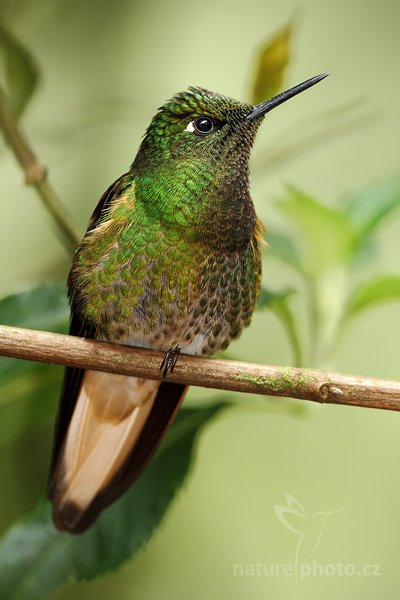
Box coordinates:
[133,159,256,249]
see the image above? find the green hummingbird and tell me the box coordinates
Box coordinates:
[48,73,328,533]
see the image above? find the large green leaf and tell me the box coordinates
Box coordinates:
[277,187,355,277]
[0,283,68,447]
[249,22,292,105]
[257,286,302,366]
[0,402,226,599]
[0,282,68,330]
[344,275,400,320]
[0,365,62,451]
[0,282,68,387]
[0,21,40,118]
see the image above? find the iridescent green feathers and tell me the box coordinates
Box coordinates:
[69,87,264,346]
[132,87,257,185]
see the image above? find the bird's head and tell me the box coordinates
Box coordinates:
[132,74,328,188]
[131,75,328,236]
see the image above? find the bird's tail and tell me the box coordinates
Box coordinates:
[49,369,187,533]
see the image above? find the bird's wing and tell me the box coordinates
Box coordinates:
[48,173,132,475]
[48,174,187,533]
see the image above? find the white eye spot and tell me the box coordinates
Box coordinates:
[184,120,195,133]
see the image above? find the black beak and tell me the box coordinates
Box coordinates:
[246,73,329,120]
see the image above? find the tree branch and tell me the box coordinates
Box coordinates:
[0,84,80,252]
[0,324,399,412]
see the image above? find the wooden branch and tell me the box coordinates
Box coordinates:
[0,84,80,252]
[0,324,399,412]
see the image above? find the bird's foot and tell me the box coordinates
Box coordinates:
[160,344,181,378]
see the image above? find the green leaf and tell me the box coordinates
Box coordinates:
[0,366,62,451]
[344,275,400,320]
[342,176,400,250]
[250,22,292,105]
[277,187,355,277]
[0,21,40,118]
[0,283,69,447]
[257,286,295,310]
[0,282,68,387]
[265,229,303,272]
[257,286,302,366]
[0,282,68,330]
[0,402,226,599]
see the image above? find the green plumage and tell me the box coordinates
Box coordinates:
[70,87,265,356]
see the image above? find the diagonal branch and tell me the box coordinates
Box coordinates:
[0,84,80,252]
[0,324,399,412]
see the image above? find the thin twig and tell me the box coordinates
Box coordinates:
[0,324,399,412]
[0,84,80,252]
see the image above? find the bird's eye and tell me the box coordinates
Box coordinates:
[194,117,214,134]
[185,116,215,135]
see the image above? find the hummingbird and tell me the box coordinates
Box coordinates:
[48,73,328,533]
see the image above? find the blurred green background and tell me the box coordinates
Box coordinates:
[0,0,400,598]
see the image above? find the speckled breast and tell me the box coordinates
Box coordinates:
[79,231,262,357]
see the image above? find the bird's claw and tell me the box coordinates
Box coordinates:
[160,344,181,378]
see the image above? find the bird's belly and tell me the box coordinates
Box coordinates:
[116,329,209,356]
[91,245,261,357]
[101,282,250,357]
[106,305,227,357]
